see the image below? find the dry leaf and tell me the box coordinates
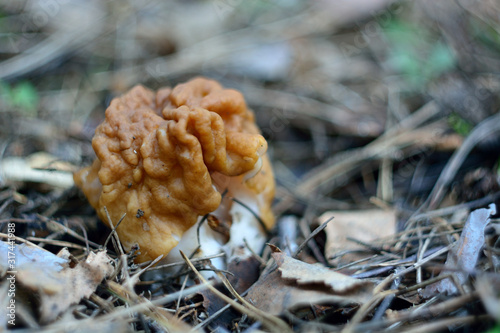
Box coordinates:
[38,251,114,322]
[424,204,496,297]
[0,242,113,322]
[0,242,69,279]
[273,250,372,293]
[244,249,373,316]
[321,209,396,266]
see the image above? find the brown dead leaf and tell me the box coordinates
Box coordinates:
[273,250,372,293]
[244,249,373,316]
[0,242,113,323]
[38,251,114,322]
[321,209,396,266]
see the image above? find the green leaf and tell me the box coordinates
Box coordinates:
[0,81,39,116]
[424,42,455,77]
[484,323,500,333]
[382,18,455,89]
[13,81,39,113]
[448,113,473,136]
[383,20,426,48]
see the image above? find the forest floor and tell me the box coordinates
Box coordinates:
[1,1,500,332]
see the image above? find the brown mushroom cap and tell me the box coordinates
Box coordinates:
[74,77,274,262]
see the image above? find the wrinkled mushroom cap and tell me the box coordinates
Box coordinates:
[74,77,274,262]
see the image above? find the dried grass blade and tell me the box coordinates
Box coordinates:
[179,251,292,333]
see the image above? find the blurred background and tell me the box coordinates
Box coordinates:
[1,0,500,216]
[2,1,500,331]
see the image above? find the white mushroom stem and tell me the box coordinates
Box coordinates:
[165,171,268,276]
[223,195,267,263]
[165,204,266,277]
[166,217,227,271]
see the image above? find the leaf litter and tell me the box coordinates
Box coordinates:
[1,0,500,332]
[0,243,113,323]
[244,246,373,317]
[321,209,397,266]
[424,204,497,297]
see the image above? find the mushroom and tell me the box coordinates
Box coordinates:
[74,77,275,268]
